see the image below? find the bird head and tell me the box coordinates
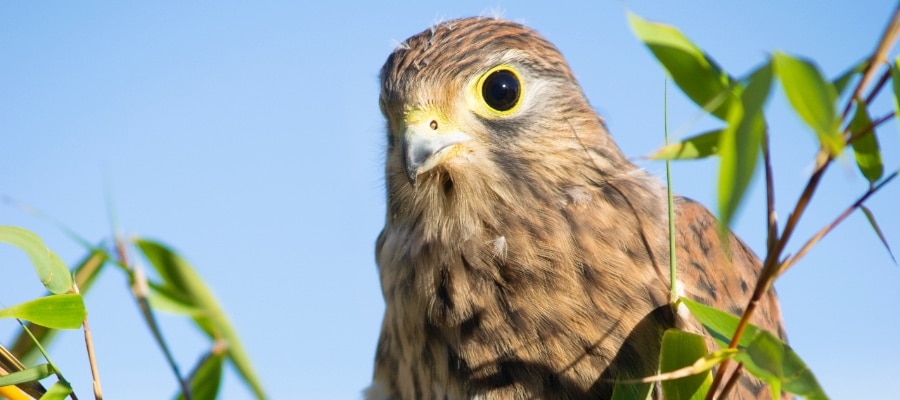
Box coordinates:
[378,17,631,234]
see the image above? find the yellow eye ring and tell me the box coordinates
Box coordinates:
[474,65,523,116]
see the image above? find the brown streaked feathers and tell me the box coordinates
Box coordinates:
[369,17,786,400]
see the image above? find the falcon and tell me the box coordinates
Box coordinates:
[368,17,786,400]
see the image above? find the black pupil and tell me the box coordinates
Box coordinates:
[482,70,520,112]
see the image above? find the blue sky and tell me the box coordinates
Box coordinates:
[1,1,898,399]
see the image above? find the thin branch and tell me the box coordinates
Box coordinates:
[779,171,898,276]
[75,284,103,400]
[842,3,900,119]
[718,363,745,399]
[763,132,778,253]
[115,239,193,400]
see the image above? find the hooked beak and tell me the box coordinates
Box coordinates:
[400,118,471,185]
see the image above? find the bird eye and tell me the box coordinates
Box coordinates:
[479,67,522,113]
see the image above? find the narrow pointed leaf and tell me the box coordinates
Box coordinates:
[679,297,827,398]
[0,364,52,386]
[651,129,723,160]
[718,62,771,229]
[832,58,869,96]
[38,381,72,400]
[891,56,900,131]
[177,349,225,400]
[659,329,713,400]
[0,226,73,294]
[849,100,884,183]
[0,294,85,329]
[135,239,266,399]
[773,52,843,155]
[12,249,107,365]
[628,12,735,120]
[860,206,896,263]
[736,330,827,400]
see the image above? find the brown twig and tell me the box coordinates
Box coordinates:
[841,3,900,119]
[709,7,900,397]
[779,171,898,276]
[115,238,193,400]
[718,363,745,399]
[75,283,103,400]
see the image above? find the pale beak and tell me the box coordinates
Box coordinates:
[400,122,471,185]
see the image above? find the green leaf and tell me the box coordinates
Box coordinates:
[11,249,108,366]
[652,130,722,160]
[679,297,827,399]
[628,12,735,120]
[891,57,900,132]
[736,330,827,400]
[659,330,712,400]
[148,287,206,316]
[832,58,869,96]
[611,377,652,400]
[177,349,225,400]
[773,52,843,155]
[860,206,896,263]
[718,62,772,229]
[135,239,266,399]
[849,99,884,184]
[0,226,73,294]
[0,294,85,329]
[0,364,52,386]
[38,381,72,400]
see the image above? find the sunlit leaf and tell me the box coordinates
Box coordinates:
[736,330,827,400]
[849,100,884,184]
[135,239,266,399]
[38,381,72,400]
[860,206,896,263]
[11,249,107,366]
[659,330,713,400]
[718,62,771,229]
[0,364,52,386]
[0,226,73,294]
[628,12,735,120]
[0,294,85,329]
[679,297,827,399]
[177,348,225,400]
[652,130,722,160]
[773,52,843,155]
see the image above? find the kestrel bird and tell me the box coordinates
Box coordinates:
[368,17,786,400]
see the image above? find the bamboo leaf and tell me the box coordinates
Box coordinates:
[832,58,869,96]
[177,348,226,400]
[11,249,107,365]
[38,381,72,400]
[773,52,843,155]
[0,364,52,386]
[849,100,884,184]
[0,226,73,294]
[718,62,771,229]
[0,294,85,329]
[651,130,722,160]
[860,206,896,263]
[135,239,266,399]
[891,56,900,131]
[628,12,735,120]
[659,329,713,400]
[679,297,827,398]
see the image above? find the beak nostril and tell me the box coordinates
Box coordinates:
[429,120,439,130]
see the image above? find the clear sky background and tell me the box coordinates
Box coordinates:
[1,1,898,399]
